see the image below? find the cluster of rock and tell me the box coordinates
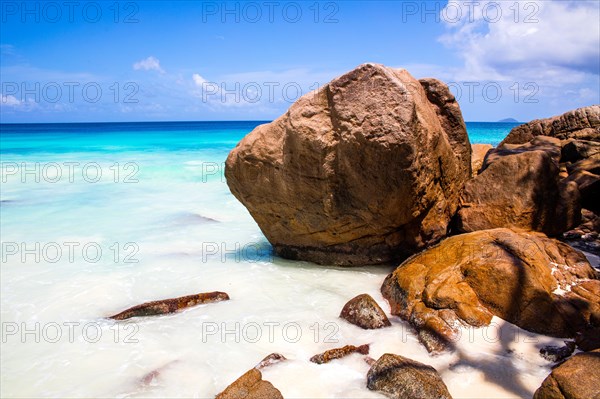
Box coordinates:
[216,294,452,399]
[224,64,600,398]
[457,106,599,239]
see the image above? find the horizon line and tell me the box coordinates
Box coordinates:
[0,120,523,125]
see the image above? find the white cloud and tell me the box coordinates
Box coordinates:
[133,56,165,73]
[192,73,207,86]
[1,94,22,107]
[439,0,600,82]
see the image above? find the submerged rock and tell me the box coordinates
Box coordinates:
[533,349,600,399]
[216,368,283,399]
[340,294,391,329]
[366,353,452,399]
[109,291,229,320]
[225,63,471,265]
[381,229,600,352]
[539,341,576,363]
[255,353,286,370]
[138,360,179,386]
[500,105,600,145]
[310,344,369,364]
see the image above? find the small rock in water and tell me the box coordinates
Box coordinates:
[367,353,453,399]
[310,344,369,364]
[340,294,391,329]
[138,360,179,387]
[109,291,230,320]
[216,368,283,399]
[540,341,576,363]
[255,353,286,370]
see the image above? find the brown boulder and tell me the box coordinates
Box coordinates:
[216,368,283,399]
[455,142,580,236]
[564,155,600,214]
[500,105,600,145]
[565,171,600,213]
[567,155,600,175]
[484,136,563,166]
[576,327,600,351]
[225,63,471,265]
[471,143,493,176]
[340,294,391,329]
[533,350,600,399]
[381,229,600,352]
[561,140,600,162]
[366,353,452,399]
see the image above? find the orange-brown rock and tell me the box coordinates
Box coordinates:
[561,139,600,162]
[216,368,283,399]
[533,350,600,399]
[455,137,580,236]
[109,291,229,320]
[471,143,493,176]
[575,327,600,351]
[564,155,600,214]
[367,353,452,399]
[381,229,600,353]
[340,294,391,329]
[225,63,471,265]
[310,344,369,364]
[500,105,600,145]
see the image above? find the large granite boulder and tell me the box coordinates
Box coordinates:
[366,353,452,399]
[533,350,600,399]
[226,63,471,265]
[455,137,581,236]
[500,105,600,145]
[381,228,600,352]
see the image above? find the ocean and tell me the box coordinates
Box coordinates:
[2,120,562,399]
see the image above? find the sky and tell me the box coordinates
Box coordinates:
[0,0,599,123]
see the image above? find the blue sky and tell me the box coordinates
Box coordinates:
[1,0,599,123]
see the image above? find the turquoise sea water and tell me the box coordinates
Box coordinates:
[3,120,556,399]
[0,120,514,155]
[467,121,520,145]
